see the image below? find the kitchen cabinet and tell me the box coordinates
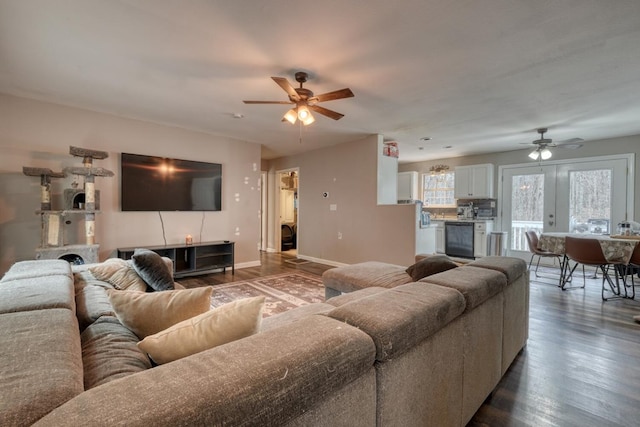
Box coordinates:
[398,171,419,201]
[473,221,493,258]
[434,221,445,253]
[454,164,494,199]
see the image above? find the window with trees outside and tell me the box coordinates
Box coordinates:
[422,172,456,207]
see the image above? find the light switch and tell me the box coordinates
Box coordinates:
[330,204,337,211]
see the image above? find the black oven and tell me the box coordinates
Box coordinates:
[445,222,474,259]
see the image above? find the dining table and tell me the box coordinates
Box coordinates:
[538,232,640,297]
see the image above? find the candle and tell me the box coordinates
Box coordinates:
[186,234,193,245]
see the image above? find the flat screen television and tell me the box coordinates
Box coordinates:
[121,153,222,211]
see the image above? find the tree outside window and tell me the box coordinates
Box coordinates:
[422,172,456,207]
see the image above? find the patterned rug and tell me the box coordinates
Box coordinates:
[208,272,325,317]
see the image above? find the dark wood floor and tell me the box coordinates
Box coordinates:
[177,251,333,288]
[183,253,640,426]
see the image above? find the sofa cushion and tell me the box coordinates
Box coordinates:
[74,271,117,331]
[322,262,412,294]
[0,309,83,426]
[0,259,72,282]
[468,256,528,284]
[406,255,458,281]
[131,249,174,291]
[138,296,265,364]
[107,287,213,339]
[325,287,388,307]
[89,258,148,292]
[261,302,335,332]
[0,274,75,314]
[420,266,508,311]
[81,316,152,389]
[328,282,465,361]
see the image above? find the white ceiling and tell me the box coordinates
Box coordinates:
[1,0,640,162]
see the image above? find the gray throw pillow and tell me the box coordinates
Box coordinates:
[131,249,175,291]
[406,255,458,281]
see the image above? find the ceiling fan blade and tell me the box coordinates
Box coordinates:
[272,77,300,101]
[311,88,354,103]
[309,105,344,120]
[243,100,294,104]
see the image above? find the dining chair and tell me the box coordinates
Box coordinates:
[525,230,563,279]
[564,236,623,300]
[621,243,640,299]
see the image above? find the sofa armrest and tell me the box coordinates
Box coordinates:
[35,315,376,426]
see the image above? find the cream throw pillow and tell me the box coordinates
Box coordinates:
[107,287,213,339]
[138,296,265,364]
[89,258,148,292]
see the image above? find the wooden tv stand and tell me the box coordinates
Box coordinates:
[117,240,234,278]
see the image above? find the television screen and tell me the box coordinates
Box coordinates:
[121,153,222,211]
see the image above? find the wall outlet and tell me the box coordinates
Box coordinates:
[338,232,342,240]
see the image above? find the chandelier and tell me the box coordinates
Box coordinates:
[429,164,450,175]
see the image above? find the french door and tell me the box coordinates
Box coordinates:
[501,155,632,260]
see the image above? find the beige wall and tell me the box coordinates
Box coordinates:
[0,94,261,275]
[399,135,640,218]
[267,135,417,266]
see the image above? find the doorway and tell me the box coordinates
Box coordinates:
[278,169,299,255]
[499,154,634,261]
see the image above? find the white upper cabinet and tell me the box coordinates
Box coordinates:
[397,171,419,201]
[454,164,494,199]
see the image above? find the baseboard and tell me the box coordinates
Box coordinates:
[235,260,261,269]
[296,254,349,268]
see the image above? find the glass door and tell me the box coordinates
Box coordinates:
[500,155,631,261]
[502,165,556,256]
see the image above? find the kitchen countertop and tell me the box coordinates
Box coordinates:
[431,218,495,223]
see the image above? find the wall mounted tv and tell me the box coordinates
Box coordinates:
[121,153,222,211]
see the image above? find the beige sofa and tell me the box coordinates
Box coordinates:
[322,255,529,426]
[0,255,527,426]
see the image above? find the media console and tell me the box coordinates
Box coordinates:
[117,240,234,278]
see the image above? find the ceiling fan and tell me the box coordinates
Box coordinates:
[243,71,354,125]
[524,128,584,160]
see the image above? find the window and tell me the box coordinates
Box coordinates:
[422,172,456,207]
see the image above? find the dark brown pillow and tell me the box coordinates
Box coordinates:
[406,255,458,281]
[131,249,174,291]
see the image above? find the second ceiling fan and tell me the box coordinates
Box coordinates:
[243,71,354,125]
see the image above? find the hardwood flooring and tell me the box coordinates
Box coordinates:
[181,253,640,426]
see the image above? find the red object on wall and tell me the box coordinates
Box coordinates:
[383,142,399,158]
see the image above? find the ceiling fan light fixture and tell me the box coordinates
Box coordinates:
[528,149,540,160]
[301,113,315,126]
[296,104,315,125]
[540,148,552,160]
[297,104,311,120]
[283,108,297,125]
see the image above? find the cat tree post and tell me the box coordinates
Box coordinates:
[65,146,114,246]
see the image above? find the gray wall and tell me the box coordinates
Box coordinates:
[0,94,262,275]
[268,135,417,266]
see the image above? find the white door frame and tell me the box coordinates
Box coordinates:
[260,171,268,251]
[274,167,299,253]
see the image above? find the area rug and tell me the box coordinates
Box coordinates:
[208,272,325,317]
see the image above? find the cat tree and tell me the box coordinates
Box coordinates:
[23,146,114,264]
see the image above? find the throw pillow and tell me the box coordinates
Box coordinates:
[406,255,458,281]
[107,287,213,339]
[138,296,265,364]
[131,248,174,291]
[89,258,148,292]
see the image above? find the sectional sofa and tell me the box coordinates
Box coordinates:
[0,254,528,426]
